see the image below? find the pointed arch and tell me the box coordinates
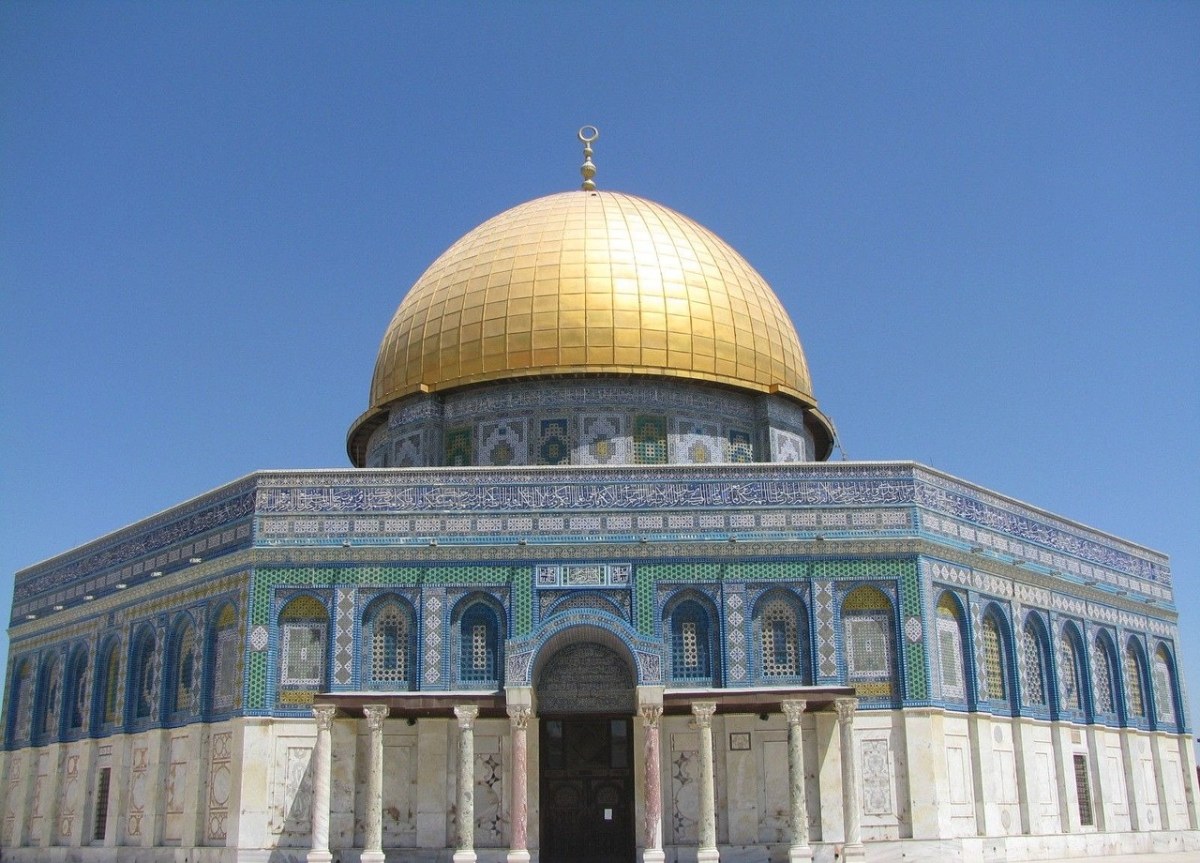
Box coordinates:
[127,625,159,725]
[93,637,122,730]
[363,594,417,690]
[64,644,90,734]
[278,595,330,704]
[934,591,969,703]
[752,588,810,684]
[1123,637,1149,723]
[842,585,897,700]
[1019,612,1051,710]
[1057,622,1087,716]
[34,653,64,743]
[166,613,200,720]
[1151,643,1181,729]
[664,590,720,685]
[1090,630,1119,718]
[207,601,241,716]
[978,605,1014,707]
[6,658,33,746]
[452,593,506,688]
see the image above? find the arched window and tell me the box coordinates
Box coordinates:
[754,591,810,683]
[1151,645,1179,728]
[1020,616,1050,708]
[935,593,968,703]
[278,596,329,703]
[1123,639,1148,721]
[167,617,199,718]
[1058,626,1085,714]
[6,659,33,746]
[64,646,90,733]
[364,597,416,690]
[94,640,122,728]
[667,596,718,684]
[129,628,159,722]
[842,586,896,700]
[979,610,1010,703]
[456,599,504,687]
[209,603,240,714]
[36,655,63,742]
[1091,634,1118,717]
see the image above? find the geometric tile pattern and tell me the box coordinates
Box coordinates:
[333,587,356,686]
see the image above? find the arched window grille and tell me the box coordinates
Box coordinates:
[95,641,121,727]
[669,599,714,683]
[1151,645,1178,727]
[842,586,896,700]
[278,596,329,701]
[753,592,810,683]
[37,656,63,741]
[1058,628,1085,713]
[1123,640,1147,720]
[365,598,416,690]
[129,629,158,722]
[65,647,89,732]
[168,619,199,718]
[6,660,32,745]
[210,603,240,714]
[458,601,503,687]
[1020,618,1049,708]
[979,612,1008,702]
[935,593,967,702]
[1091,636,1117,716]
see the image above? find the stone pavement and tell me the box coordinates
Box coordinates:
[1037,855,1199,863]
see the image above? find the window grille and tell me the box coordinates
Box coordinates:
[670,600,711,681]
[1091,642,1115,714]
[101,647,120,725]
[281,624,327,687]
[7,661,31,744]
[93,767,111,841]
[459,604,500,685]
[1059,633,1082,711]
[369,602,412,687]
[172,625,197,715]
[1152,647,1176,725]
[1124,644,1145,718]
[935,595,965,701]
[67,650,89,730]
[1073,754,1093,826]
[40,659,62,738]
[133,634,157,720]
[1021,623,1047,706]
[212,604,239,712]
[760,599,798,677]
[844,586,895,698]
[980,615,1006,701]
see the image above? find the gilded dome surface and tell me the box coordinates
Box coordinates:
[367,190,817,408]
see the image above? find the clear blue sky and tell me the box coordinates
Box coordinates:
[2,4,1198,722]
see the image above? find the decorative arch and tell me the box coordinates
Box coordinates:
[535,638,636,714]
[34,653,64,743]
[452,593,506,688]
[93,637,122,729]
[6,658,33,746]
[362,594,417,690]
[207,601,241,716]
[64,644,90,734]
[1151,642,1181,730]
[663,590,720,686]
[978,604,1013,708]
[934,591,969,703]
[1123,637,1150,723]
[1057,621,1088,716]
[1090,630,1119,718]
[1019,612,1051,710]
[127,624,160,725]
[166,613,200,720]
[278,594,330,704]
[752,587,811,684]
[841,585,897,700]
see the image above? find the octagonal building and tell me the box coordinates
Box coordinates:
[2,144,1197,863]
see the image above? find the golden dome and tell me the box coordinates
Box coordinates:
[350,189,833,460]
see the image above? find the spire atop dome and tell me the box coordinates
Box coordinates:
[578,125,599,190]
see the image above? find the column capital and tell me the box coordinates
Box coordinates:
[691,701,717,727]
[312,704,337,731]
[363,704,390,731]
[455,704,480,729]
[781,700,808,724]
[834,697,858,724]
[507,705,532,730]
[639,705,664,727]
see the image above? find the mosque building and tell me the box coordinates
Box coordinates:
[2,128,1197,863]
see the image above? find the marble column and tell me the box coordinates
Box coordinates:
[362,705,390,863]
[641,705,665,863]
[454,705,480,863]
[781,700,811,863]
[835,698,865,862]
[691,701,719,863]
[507,705,532,863]
[308,704,337,863]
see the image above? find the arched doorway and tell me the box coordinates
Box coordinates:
[535,641,636,863]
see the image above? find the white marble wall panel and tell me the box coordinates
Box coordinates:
[669,728,699,844]
[941,718,977,837]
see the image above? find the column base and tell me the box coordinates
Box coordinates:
[361,853,386,863]
[698,847,721,863]
[453,851,479,863]
[507,851,531,863]
[306,853,333,863]
[788,844,813,863]
[842,842,866,862]
[642,850,666,863]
